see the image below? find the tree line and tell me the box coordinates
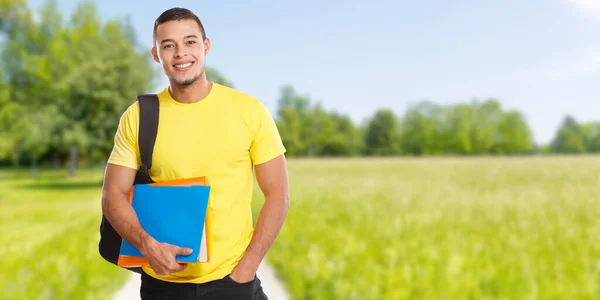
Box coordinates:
[0,0,598,173]
[274,85,599,156]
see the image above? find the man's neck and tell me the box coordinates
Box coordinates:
[168,78,213,104]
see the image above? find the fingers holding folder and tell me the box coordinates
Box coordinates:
[141,240,194,275]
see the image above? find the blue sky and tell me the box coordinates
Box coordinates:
[28,0,599,144]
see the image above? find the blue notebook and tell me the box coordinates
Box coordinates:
[119,184,211,263]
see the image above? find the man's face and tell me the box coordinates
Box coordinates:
[152,19,210,87]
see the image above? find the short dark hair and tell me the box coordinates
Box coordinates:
[153,7,206,41]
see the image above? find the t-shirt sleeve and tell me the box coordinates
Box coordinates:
[249,101,287,165]
[107,104,140,170]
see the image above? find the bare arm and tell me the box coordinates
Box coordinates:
[230,154,290,282]
[101,163,151,251]
[101,163,191,274]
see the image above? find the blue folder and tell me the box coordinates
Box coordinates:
[119,184,211,263]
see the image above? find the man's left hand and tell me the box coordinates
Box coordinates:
[229,264,255,284]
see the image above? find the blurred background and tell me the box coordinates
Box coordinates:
[1,0,599,299]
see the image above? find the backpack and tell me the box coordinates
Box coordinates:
[98,94,159,274]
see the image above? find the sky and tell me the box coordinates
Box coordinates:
[27,0,600,144]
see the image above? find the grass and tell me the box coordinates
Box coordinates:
[0,169,129,300]
[258,156,600,300]
[2,156,600,299]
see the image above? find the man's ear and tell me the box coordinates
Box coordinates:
[204,37,211,56]
[151,47,160,63]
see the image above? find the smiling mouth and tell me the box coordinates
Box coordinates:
[173,61,194,70]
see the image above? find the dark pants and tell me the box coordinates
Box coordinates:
[140,271,268,300]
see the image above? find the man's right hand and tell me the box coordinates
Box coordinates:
[141,238,193,275]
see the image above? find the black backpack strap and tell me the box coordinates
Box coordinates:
[98,94,159,273]
[135,94,159,184]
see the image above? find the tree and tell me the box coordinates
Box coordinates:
[18,107,58,170]
[0,68,15,162]
[0,0,46,166]
[363,109,401,155]
[273,85,363,157]
[400,101,444,155]
[58,2,155,174]
[312,105,361,156]
[550,115,586,153]
[0,0,156,173]
[326,112,363,156]
[494,110,534,154]
[445,103,474,154]
[276,107,306,156]
[580,122,600,153]
[275,85,313,156]
[470,98,502,154]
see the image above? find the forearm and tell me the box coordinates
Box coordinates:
[238,194,290,273]
[102,190,156,254]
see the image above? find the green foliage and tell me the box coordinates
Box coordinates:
[275,86,365,157]
[399,101,445,155]
[548,116,600,154]
[363,109,402,155]
[261,157,600,299]
[399,99,535,156]
[495,110,533,154]
[581,122,600,153]
[550,116,586,153]
[18,105,58,166]
[0,0,31,37]
[0,67,14,160]
[317,110,362,156]
[272,94,538,158]
[0,0,155,170]
[275,85,313,156]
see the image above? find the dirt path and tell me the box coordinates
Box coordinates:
[112,260,289,300]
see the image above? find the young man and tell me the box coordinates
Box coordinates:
[101,7,290,300]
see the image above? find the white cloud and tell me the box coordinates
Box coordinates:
[546,49,600,79]
[567,0,600,20]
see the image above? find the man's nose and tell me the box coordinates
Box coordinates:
[175,48,188,57]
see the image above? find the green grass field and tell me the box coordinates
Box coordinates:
[0,169,129,300]
[262,156,600,300]
[2,156,600,299]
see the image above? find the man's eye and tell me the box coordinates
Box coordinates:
[188,41,196,44]
[164,44,174,49]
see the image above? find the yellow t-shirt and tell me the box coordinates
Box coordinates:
[106,82,286,283]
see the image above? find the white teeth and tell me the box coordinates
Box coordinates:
[175,62,192,68]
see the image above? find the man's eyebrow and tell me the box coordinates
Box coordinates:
[160,35,199,44]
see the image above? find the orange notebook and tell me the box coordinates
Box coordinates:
[117,176,212,268]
